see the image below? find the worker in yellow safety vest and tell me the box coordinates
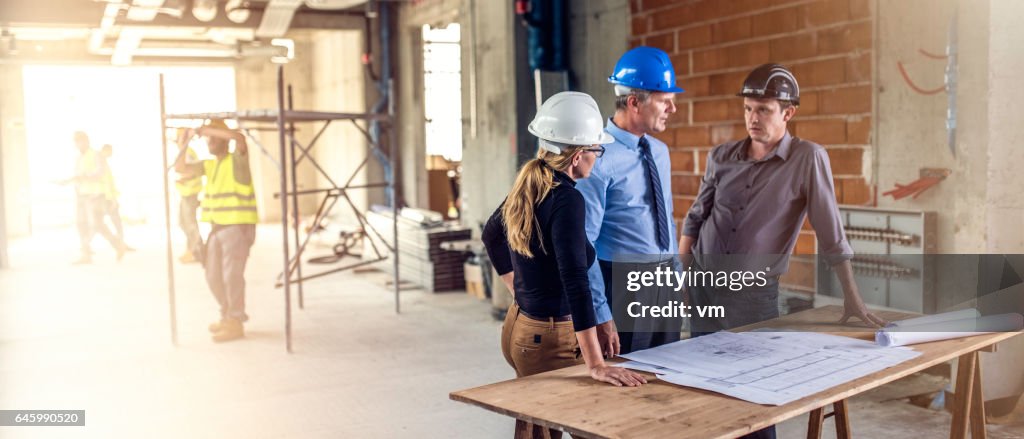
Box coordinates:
[62,131,127,264]
[174,119,257,343]
[174,130,204,264]
[99,144,133,251]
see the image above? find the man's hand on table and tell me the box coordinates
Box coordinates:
[840,296,888,328]
[596,320,620,358]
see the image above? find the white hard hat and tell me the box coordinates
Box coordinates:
[528,91,614,154]
[613,85,634,96]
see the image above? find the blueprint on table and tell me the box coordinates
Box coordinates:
[620,331,921,405]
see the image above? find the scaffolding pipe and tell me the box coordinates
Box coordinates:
[276,65,293,353]
[158,73,178,346]
[287,85,305,309]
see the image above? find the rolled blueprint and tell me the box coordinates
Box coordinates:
[885,308,981,328]
[876,313,1024,347]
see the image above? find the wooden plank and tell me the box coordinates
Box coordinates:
[450,306,1021,439]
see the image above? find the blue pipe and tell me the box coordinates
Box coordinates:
[523,0,567,71]
[369,1,394,206]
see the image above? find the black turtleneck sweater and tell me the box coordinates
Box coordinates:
[482,169,597,332]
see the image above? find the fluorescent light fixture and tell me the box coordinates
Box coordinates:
[304,0,364,10]
[225,0,251,24]
[192,0,218,22]
[256,0,303,38]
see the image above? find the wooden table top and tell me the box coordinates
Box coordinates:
[450,305,1021,439]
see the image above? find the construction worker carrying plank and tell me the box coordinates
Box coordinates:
[175,119,257,343]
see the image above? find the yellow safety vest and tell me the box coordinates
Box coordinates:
[75,149,105,196]
[101,159,118,201]
[200,153,258,225]
[175,149,203,197]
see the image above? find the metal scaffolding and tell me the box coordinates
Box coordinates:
[159,65,400,353]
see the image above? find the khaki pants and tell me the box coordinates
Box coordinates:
[501,302,583,439]
[76,194,121,255]
[204,224,256,322]
[179,194,201,256]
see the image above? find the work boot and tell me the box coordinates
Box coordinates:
[211,318,244,343]
[208,318,226,333]
[179,250,196,264]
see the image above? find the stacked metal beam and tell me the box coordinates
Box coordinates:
[365,210,472,292]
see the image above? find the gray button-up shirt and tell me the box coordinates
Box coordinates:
[682,132,853,275]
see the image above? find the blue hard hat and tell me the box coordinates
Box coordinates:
[607,46,685,93]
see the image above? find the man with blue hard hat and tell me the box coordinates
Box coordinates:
[575,46,683,356]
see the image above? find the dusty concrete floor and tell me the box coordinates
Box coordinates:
[1,225,1022,438]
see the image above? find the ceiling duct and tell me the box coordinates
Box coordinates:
[111,27,144,65]
[256,0,303,38]
[88,1,123,54]
[303,0,365,10]
[125,0,167,21]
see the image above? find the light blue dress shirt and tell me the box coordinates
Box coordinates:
[575,118,678,324]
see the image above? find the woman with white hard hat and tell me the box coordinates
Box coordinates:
[482,91,647,436]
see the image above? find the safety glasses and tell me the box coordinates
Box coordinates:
[584,146,606,158]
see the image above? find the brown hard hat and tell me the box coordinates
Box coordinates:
[737,63,800,105]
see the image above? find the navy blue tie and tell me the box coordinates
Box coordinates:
[639,136,670,252]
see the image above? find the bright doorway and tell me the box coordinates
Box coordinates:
[21,65,236,232]
[421,23,462,218]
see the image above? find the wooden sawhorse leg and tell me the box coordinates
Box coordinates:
[807,399,851,439]
[951,349,989,439]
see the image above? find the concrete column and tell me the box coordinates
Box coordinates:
[0,65,31,240]
[459,0,519,229]
[234,33,317,223]
[567,0,629,117]
[876,0,958,252]
[984,0,1024,253]
[949,0,1024,402]
[951,0,990,253]
[307,29,377,226]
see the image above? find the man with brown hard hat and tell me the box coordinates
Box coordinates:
[680,63,885,439]
[175,119,257,343]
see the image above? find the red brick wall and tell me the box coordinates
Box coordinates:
[632,0,875,292]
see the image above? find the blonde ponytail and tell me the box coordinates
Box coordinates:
[503,144,588,257]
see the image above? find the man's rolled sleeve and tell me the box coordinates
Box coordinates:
[806,148,854,266]
[682,152,717,238]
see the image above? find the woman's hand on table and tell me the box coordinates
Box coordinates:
[590,366,648,387]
